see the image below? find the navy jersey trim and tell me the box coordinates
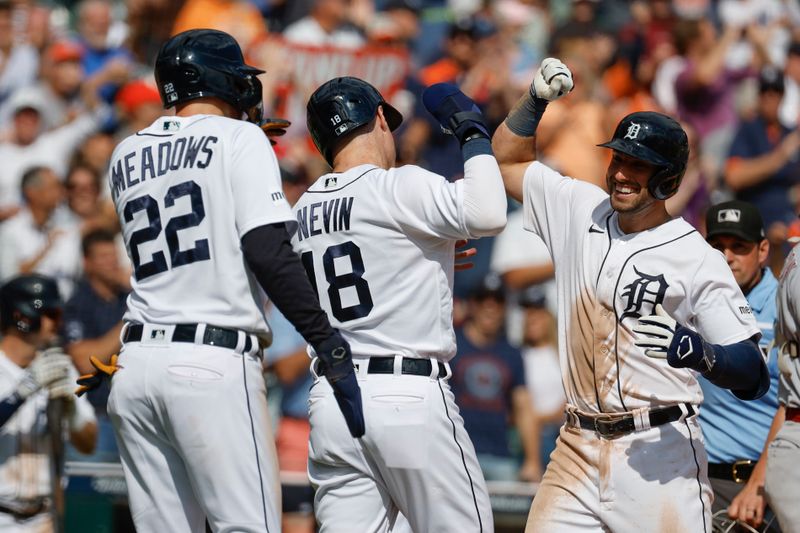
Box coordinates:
[438,380,483,532]
[609,228,697,412]
[684,417,708,533]
[135,132,174,137]
[304,167,381,194]
[592,211,615,412]
[242,355,271,532]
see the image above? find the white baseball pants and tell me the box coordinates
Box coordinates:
[526,410,712,532]
[307,357,493,533]
[107,333,280,533]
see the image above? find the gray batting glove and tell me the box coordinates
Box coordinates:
[531,58,574,102]
[17,349,72,400]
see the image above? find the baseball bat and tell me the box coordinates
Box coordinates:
[44,344,66,533]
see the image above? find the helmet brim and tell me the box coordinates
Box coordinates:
[382,102,403,132]
[597,138,670,168]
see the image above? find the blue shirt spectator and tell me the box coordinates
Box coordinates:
[449,274,540,482]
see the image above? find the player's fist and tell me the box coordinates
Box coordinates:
[423,83,489,144]
[531,58,573,102]
[633,304,713,372]
[18,349,72,399]
[315,333,365,438]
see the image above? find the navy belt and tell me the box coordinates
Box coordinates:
[574,403,695,438]
[319,356,448,379]
[123,323,253,353]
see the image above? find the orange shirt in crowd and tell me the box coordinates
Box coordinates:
[172,0,267,49]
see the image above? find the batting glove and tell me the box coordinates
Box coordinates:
[259,117,291,146]
[17,349,72,400]
[75,354,119,397]
[422,83,489,143]
[316,333,365,438]
[633,304,715,372]
[531,58,574,102]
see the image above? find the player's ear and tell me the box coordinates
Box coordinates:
[376,105,389,132]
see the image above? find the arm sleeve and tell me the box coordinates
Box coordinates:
[703,336,770,400]
[460,140,507,237]
[230,123,296,238]
[241,223,336,349]
[387,151,506,240]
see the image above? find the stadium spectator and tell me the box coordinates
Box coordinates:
[63,228,129,463]
[673,18,766,177]
[63,163,117,235]
[0,166,81,298]
[724,66,800,274]
[450,274,541,482]
[0,89,108,219]
[779,41,800,129]
[283,0,366,48]
[0,1,38,106]
[171,0,268,52]
[489,207,555,344]
[518,285,565,473]
[76,0,133,103]
[114,79,164,137]
[701,201,781,531]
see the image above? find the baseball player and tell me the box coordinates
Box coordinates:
[75,30,363,533]
[0,274,96,532]
[292,76,506,532]
[764,240,800,530]
[492,58,769,532]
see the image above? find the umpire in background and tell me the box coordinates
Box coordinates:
[701,201,781,531]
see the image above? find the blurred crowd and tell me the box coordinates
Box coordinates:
[0,0,799,531]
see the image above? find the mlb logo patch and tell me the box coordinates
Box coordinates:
[163,121,180,131]
[717,209,741,223]
[150,329,166,341]
[324,177,338,188]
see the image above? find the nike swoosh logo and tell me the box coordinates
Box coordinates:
[588,225,604,234]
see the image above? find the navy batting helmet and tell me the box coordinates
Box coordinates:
[307,77,403,165]
[155,29,265,123]
[0,274,62,334]
[598,111,689,200]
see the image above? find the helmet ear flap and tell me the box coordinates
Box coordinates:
[648,168,682,201]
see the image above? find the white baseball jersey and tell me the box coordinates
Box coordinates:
[108,115,295,336]
[0,351,94,506]
[291,163,481,361]
[522,162,759,414]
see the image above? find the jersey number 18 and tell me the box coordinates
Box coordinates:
[301,241,374,322]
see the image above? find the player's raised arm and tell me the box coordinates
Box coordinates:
[492,58,573,202]
[422,83,506,236]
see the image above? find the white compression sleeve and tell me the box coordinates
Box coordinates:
[461,151,507,237]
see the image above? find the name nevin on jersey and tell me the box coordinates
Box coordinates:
[109,136,218,201]
[295,197,354,241]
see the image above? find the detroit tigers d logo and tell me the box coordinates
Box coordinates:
[620,266,669,321]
